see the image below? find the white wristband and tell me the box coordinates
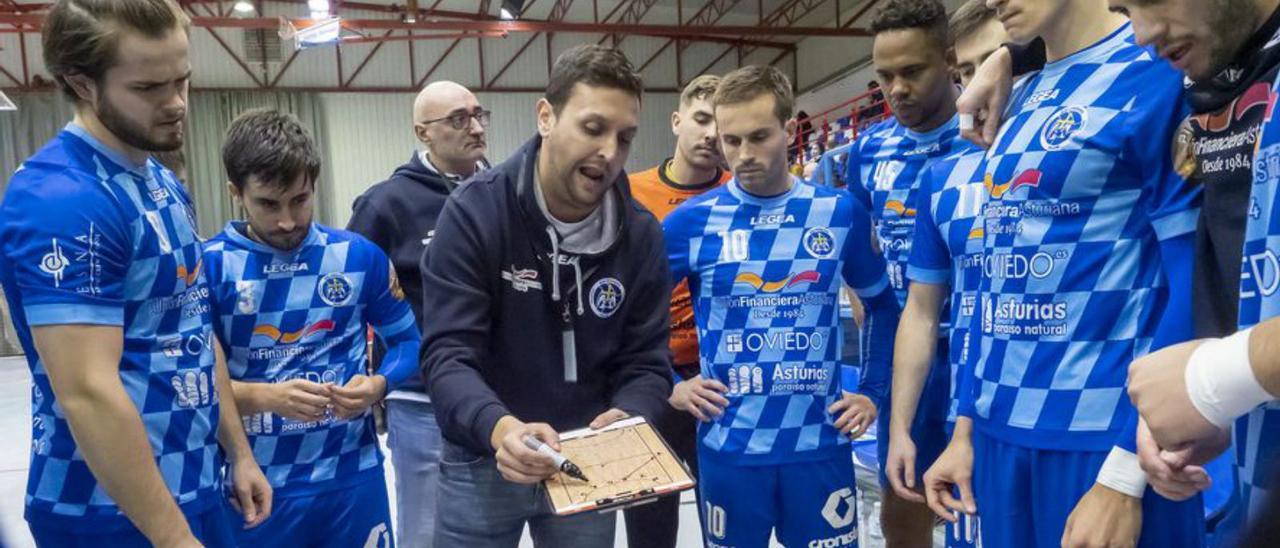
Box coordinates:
[1185,327,1272,428]
[959,113,976,131]
[1096,447,1148,498]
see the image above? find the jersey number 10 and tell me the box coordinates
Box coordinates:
[718,230,750,262]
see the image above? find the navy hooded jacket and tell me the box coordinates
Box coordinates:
[420,135,674,455]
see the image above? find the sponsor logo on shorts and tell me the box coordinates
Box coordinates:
[821,487,857,529]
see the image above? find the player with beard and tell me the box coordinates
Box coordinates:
[626,74,732,548]
[955,0,1280,541]
[202,109,420,547]
[842,2,973,545]
[0,0,271,545]
[921,1,1207,547]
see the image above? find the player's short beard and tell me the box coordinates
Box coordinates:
[1199,0,1263,81]
[95,90,183,152]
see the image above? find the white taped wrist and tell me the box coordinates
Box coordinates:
[1185,328,1271,428]
[1096,447,1147,498]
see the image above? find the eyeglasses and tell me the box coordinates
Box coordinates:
[422,109,491,130]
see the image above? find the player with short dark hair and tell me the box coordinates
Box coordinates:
[846,1,975,545]
[203,108,419,548]
[421,44,672,548]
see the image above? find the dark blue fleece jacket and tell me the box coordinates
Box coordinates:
[420,135,674,455]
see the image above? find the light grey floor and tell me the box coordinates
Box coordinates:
[0,356,905,547]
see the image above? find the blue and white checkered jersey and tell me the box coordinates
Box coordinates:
[0,125,221,532]
[965,24,1200,451]
[664,177,894,465]
[203,221,418,496]
[1237,82,1280,515]
[907,150,987,423]
[845,114,971,309]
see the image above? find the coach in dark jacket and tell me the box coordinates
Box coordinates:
[421,45,672,548]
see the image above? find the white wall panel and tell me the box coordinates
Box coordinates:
[481,33,551,88]
[0,33,22,87]
[413,37,483,89]
[188,28,264,88]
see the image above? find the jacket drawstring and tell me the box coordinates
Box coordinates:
[547,225,561,302]
[574,260,584,315]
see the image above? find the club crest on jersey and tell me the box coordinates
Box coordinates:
[502,266,542,292]
[318,273,354,306]
[803,227,836,258]
[1040,106,1088,151]
[589,277,625,318]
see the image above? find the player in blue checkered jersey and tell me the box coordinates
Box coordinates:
[841,2,978,544]
[665,65,899,548]
[202,109,420,547]
[1128,75,1280,535]
[921,2,1207,547]
[892,149,987,546]
[0,1,273,546]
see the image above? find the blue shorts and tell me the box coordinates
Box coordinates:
[29,504,234,548]
[227,467,394,548]
[972,429,1204,548]
[698,449,858,547]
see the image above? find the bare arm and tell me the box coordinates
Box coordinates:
[889,282,946,436]
[213,344,255,461]
[33,324,199,548]
[212,344,272,527]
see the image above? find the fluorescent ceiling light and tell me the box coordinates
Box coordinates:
[233,1,254,13]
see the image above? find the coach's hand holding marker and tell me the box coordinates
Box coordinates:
[523,435,588,482]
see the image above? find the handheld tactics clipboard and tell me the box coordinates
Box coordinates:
[542,416,696,516]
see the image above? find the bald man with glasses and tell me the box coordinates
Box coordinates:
[348,80,491,548]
